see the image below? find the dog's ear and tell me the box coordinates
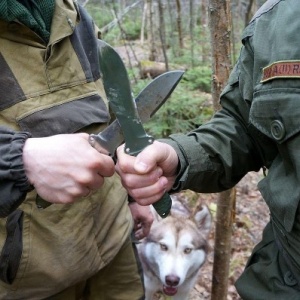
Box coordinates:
[172,198,191,214]
[194,205,212,238]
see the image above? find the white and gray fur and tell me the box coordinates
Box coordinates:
[138,199,212,300]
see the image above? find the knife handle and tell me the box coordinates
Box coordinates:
[152,192,172,218]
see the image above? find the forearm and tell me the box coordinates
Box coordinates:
[163,117,259,193]
[0,126,33,217]
[162,91,264,194]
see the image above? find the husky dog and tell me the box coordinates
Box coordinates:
[138,199,212,300]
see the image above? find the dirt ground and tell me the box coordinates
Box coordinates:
[152,170,269,300]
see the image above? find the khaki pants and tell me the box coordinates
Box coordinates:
[45,237,144,300]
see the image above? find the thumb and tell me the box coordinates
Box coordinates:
[134,141,168,174]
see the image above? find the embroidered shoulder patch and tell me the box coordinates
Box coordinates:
[261,61,300,83]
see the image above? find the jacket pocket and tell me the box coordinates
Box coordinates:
[250,88,300,232]
[250,88,300,144]
[0,210,23,284]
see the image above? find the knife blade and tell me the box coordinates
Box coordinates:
[89,69,184,156]
[98,40,173,218]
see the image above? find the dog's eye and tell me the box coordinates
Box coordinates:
[184,247,192,254]
[160,243,168,251]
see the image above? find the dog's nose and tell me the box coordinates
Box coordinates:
[165,275,180,287]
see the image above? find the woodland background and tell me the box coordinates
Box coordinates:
[80,1,269,299]
[80,0,266,137]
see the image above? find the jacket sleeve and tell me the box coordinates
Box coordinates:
[160,60,266,194]
[0,126,33,218]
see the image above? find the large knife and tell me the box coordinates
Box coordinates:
[89,69,184,156]
[98,40,174,218]
[36,66,184,210]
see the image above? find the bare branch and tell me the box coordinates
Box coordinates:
[101,1,142,35]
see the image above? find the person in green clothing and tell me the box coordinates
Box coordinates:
[0,0,152,299]
[116,0,300,299]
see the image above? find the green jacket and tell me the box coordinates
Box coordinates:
[0,1,132,298]
[163,0,300,298]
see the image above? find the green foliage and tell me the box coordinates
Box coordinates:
[121,17,141,40]
[85,3,141,43]
[132,77,213,139]
[184,66,212,93]
[85,2,215,139]
[85,4,112,29]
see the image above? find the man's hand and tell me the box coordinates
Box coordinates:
[116,141,179,206]
[128,202,154,240]
[23,133,115,204]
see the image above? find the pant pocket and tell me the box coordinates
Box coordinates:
[0,209,23,284]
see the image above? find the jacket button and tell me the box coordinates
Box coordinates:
[284,271,298,287]
[271,120,285,141]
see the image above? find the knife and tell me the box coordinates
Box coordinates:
[89,69,184,156]
[98,40,174,218]
[36,63,184,209]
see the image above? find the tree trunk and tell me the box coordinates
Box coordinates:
[166,0,176,57]
[201,0,207,26]
[245,0,255,26]
[189,0,195,67]
[157,0,169,71]
[209,0,232,110]
[147,0,157,61]
[201,0,209,63]
[231,2,237,64]
[175,0,184,50]
[212,188,236,300]
[140,0,147,45]
[111,0,139,83]
[208,1,235,299]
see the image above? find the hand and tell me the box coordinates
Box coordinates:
[128,202,154,240]
[23,133,115,204]
[116,141,179,206]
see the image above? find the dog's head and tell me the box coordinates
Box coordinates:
[140,199,212,297]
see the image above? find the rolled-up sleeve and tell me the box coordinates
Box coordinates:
[0,126,33,217]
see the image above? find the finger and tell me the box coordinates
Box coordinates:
[75,184,91,198]
[134,141,168,174]
[116,148,139,174]
[87,173,105,190]
[120,168,163,189]
[134,143,162,174]
[83,187,91,198]
[142,222,152,237]
[134,228,145,240]
[129,177,168,205]
[90,152,115,177]
[116,144,160,175]
[57,184,90,202]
